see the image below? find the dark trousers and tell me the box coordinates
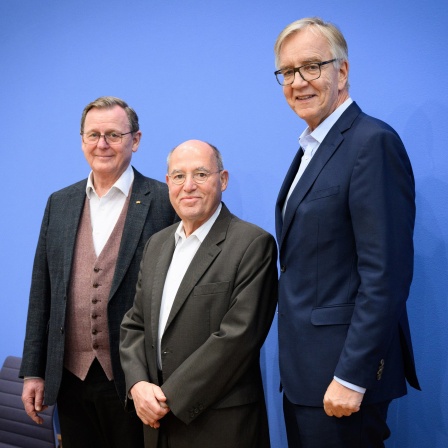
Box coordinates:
[283,393,391,448]
[57,358,144,448]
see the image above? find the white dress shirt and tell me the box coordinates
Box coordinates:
[86,164,134,256]
[157,203,222,367]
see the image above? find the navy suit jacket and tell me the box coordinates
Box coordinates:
[276,102,420,406]
[20,167,177,405]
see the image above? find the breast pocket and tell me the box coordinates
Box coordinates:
[193,282,231,333]
[193,281,230,297]
[307,185,340,201]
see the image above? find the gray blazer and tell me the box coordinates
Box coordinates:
[20,167,177,405]
[120,204,278,448]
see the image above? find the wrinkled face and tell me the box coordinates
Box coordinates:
[278,28,349,130]
[166,140,228,235]
[81,105,141,184]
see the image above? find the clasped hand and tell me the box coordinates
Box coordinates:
[130,381,170,428]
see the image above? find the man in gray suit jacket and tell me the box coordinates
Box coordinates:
[120,140,278,448]
[20,96,176,448]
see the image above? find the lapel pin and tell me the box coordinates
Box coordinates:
[136,201,141,204]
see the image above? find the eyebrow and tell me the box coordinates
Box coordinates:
[169,166,210,174]
[279,58,323,69]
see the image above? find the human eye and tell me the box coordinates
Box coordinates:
[172,173,186,183]
[304,63,320,73]
[86,132,99,142]
[282,68,295,79]
[194,171,209,181]
[105,132,121,143]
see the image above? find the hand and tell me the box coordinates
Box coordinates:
[323,379,364,418]
[130,381,170,429]
[22,378,48,424]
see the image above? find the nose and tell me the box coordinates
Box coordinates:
[97,135,110,148]
[183,173,197,191]
[290,72,308,88]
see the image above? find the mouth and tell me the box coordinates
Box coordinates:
[180,196,200,203]
[296,94,315,101]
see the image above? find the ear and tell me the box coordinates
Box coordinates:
[220,170,229,192]
[338,60,349,91]
[132,131,142,153]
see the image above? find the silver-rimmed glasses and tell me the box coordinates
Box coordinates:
[81,131,133,145]
[168,170,222,185]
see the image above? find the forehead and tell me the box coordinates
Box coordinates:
[279,28,331,66]
[169,144,216,171]
[84,106,128,129]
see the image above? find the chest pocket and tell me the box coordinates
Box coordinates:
[307,185,340,201]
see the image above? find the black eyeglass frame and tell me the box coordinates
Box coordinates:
[274,58,338,86]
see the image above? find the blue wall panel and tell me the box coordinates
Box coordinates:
[1,1,447,446]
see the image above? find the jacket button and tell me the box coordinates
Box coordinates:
[93,283,99,288]
[92,329,98,335]
[280,265,286,273]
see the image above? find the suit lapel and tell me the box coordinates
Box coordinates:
[110,168,151,300]
[150,235,176,344]
[275,147,303,243]
[163,205,231,332]
[63,182,87,291]
[278,102,362,249]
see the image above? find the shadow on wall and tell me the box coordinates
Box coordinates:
[387,188,448,446]
[385,101,448,447]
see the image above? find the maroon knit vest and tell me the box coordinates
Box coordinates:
[64,193,130,380]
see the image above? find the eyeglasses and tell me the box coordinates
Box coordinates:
[274,59,338,86]
[81,131,133,145]
[168,170,222,185]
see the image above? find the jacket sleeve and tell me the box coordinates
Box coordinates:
[334,124,416,389]
[20,197,52,378]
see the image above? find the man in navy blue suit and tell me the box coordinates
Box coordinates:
[273,17,420,447]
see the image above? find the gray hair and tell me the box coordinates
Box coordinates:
[274,17,349,88]
[80,96,139,133]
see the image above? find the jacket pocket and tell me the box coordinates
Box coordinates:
[307,185,340,201]
[193,281,230,296]
[311,303,355,325]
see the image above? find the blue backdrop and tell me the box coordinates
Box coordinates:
[1,1,447,446]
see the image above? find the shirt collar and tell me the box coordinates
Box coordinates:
[86,164,134,199]
[300,97,353,146]
[174,203,223,244]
